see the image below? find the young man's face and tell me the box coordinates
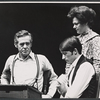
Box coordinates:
[72,17,87,35]
[16,36,32,58]
[61,51,76,64]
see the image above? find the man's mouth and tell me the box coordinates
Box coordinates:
[65,60,68,63]
[22,50,28,53]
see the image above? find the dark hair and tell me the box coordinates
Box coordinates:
[67,6,96,28]
[59,36,82,54]
[14,30,33,44]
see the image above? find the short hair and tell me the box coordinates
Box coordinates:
[14,30,33,44]
[59,36,82,54]
[67,6,96,28]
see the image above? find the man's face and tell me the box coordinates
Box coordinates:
[16,36,32,58]
[72,17,87,34]
[61,51,76,64]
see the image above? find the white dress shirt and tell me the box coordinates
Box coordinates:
[61,55,95,98]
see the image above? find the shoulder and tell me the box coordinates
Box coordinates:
[4,54,17,66]
[77,61,95,78]
[81,61,94,71]
[8,54,16,59]
[6,54,16,62]
[91,31,100,39]
[33,52,50,63]
[36,54,48,60]
[86,31,100,45]
[79,56,93,69]
[82,61,93,67]
[90,31,100,45]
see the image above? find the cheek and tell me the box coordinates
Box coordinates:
[69,57,73,61]
[17,46,22,50]
[78,24,81,29]
[79,24,85,30]
[68,55,74,61]
[29,44,32,48]
[66,55,72,60]
[78,26,83,33]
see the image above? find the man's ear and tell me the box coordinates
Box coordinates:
[73,48,78,55]
[14,43,18,48]
[30,42,32,48]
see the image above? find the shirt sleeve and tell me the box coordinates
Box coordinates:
[1,56,14,84]
[42,55,58,97]
[64,62,95,98]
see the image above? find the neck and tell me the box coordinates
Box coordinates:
[85,27,91,33]
[19,53,29,60]
[76,54,81,59]
[82,27,91,35]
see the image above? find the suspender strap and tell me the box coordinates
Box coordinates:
[11,54,40,90]
[33,54,40,89]
[12,55,17,84]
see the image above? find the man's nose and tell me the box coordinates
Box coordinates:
[23,44,27,48]
[62,54,65,60]
[73,25,76,29]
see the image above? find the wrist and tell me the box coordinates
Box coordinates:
[47,94,52,98]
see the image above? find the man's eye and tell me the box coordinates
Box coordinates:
[20,43,30,46]
[74,23,79,25]
[26,43,30,45]
[20,43,24,46]
[63,53,67,55]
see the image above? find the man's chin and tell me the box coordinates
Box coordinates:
[22,53,29,57]
[76,31,80,34]
[65,61,70,64]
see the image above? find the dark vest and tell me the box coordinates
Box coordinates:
[71,55,97,98]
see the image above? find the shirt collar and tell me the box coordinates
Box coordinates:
[77,29,98,44]
[14,51,36,61]
[71,54,82,68]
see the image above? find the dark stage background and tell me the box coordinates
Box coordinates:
[0,3,100,97]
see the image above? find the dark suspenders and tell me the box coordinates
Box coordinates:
[12,54,40,90]
[32,54,40,89]
[12,55,17,84]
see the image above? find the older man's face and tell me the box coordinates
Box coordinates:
[16,36,32,58]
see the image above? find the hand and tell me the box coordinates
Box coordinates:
[42,94,52,98]
[1,79,9,84]
[57,74,68,85]
[57,83,67,96]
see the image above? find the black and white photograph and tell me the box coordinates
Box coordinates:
[0,1,100,99]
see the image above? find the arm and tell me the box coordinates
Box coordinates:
[57,74,68,96]
[92,37,100,78]
[1,56,13,84]
[64,62,95,98]
[42,55,58,98]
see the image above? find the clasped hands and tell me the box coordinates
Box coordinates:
[57,74,68,96]
[42,74,68,98]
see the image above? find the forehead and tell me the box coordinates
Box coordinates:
[17,36,31,43]
[61,51,71,54]
[73,17,80,24]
